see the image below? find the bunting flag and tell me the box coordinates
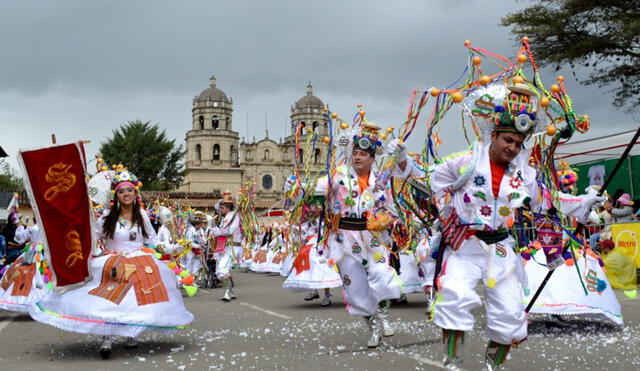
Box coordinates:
[18,142,95,290]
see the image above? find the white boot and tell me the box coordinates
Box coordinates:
[364,315,382,348]
[221,278,232,302]
[377,301,395,337]
[442,329,465,370]
[320,293,332,307]
[304,290,319,301]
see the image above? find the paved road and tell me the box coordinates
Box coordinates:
[1,270,640,370]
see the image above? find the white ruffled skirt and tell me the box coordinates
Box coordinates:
[29,250,194,337]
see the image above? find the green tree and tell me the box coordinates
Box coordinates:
[100,120,185,191]
[0,159,22,190]
[502,0,640,111]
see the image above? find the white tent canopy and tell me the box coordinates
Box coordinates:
[556,128,640,165]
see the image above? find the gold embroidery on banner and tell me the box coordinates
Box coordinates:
[44,163,77,201]
[65,230,84,267]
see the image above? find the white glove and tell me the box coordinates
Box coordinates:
[577,188,606,224]
[386,139,408,163]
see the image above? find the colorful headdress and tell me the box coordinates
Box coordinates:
[192,210,207,224]
[492,83,539,135]
[556,161,578,193]
[221,190,235,206]
[353,122,383,155]
[110,169,143,206]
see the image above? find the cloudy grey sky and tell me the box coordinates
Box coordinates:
[1,0,635,171]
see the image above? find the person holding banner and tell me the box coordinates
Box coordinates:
[29,170,193,359]
[210,191,241,302]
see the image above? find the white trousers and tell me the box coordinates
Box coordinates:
[434,237,527,345]
[331,229,402,316]
[215,251,233,280]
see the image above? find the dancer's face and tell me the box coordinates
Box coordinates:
[352,148,375,174]
[116,186,135,207]
[489,131,525,166]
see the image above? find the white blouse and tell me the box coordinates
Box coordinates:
[95,209,158,253]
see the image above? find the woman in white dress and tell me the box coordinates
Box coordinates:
[29,171,194,358]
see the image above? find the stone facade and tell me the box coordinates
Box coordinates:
[181,78,329,204]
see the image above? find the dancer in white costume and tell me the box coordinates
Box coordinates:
[183,212,207,277]
[250,226,273,273]
[522,239,623,326]
[29,170,194,359]
[283,188,342,307]
[429,84,604,369]
[0,218,51,312]
[210,191,241,302]
[321,122,411,348]
[266,226,286,274]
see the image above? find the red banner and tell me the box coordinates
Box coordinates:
[19,142,94,289]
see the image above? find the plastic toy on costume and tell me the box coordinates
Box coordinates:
[401,39,608,369]
[28,169,194,359]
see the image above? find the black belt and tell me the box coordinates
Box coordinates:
[338,217,367,231]
[475,229,509,244]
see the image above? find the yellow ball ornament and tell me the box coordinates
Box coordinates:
[516,54,527,64]
[452,91,464,103]
[340,122,349,130]
[331,112,338,119]
[430,88,440,97]
[550,84,561,93]
[472,56,482,66]
[512,75,524,84]
[464,40,471,47]
[379,133,387,140]
[479,75,491,85]
[323,136,331,144]
[540,97,550,108]
[546,124,556,136]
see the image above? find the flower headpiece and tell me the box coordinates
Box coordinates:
[110,169,143,206]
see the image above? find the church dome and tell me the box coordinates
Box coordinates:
[196,75,230,103]
[294,82,324,109]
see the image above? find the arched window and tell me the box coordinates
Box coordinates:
[298,149,304,163]
[198,116,204,130]
[300,121,306,129]
[312,121,318,132]
[212,116,219,129]
[264,149,271,161]
[230,145,236,164]
[262,174,273,190]
[213,144,220,161]
[246,150,252,162]
[226,117,230,130]
[314,148,321,164]
[195,144,201,161]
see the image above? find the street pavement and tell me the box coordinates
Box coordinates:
[1,270,640,370]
